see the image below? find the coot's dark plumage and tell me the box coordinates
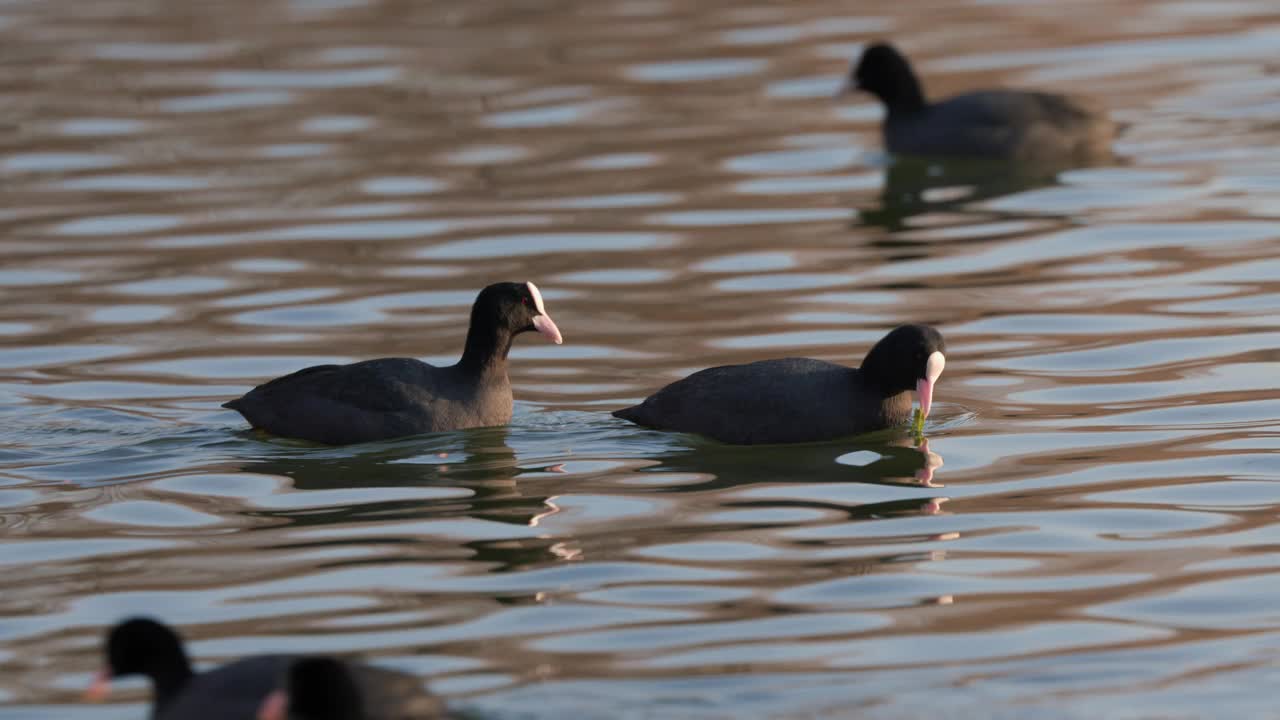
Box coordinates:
[223,281,563,445]
[257,656,448,720]
[613,324,945,445]
[87,617,292,720]
[847,43,1115,163]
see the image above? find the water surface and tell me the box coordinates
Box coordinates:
[1,0,1278,718]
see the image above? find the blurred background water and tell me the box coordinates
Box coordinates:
[1,0,1278,718]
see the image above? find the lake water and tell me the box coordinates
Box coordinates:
[1,1,1278,718]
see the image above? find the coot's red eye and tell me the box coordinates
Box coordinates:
[522,297,530,306]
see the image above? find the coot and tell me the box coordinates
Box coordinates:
[256,656,447,720]
[223,281,563,445]
[613,324,945,445]
[846,42,1115,163]
[87,617,291,720]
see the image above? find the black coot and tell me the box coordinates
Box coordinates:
[613,324,946,445]
[846,42,1115,164]
[256,656,448,720]
[87,617,291,720]
[223,281,563,445]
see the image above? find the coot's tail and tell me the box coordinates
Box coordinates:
[612,405,641,423]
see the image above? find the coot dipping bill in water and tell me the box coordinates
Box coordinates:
[613,324,945,445]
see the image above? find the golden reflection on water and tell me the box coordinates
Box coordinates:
[1,0,1279,718]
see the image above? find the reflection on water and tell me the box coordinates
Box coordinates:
[1,0,1280,718]
[859,156,1065,231]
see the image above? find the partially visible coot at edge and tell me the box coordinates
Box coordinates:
[224,281,563,446]
[846,42,1116,165]
[87,617,290,720]
[87,618,447,720]
[256,656,448,720]
[614,324,946,445]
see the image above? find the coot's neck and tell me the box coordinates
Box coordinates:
[877,388,916,427]
[882,70,928,117]
[458,321,515,377]
[148,658,195,711]
[857,345,905,397]
[286,659,364,720]
[852,362,915,427]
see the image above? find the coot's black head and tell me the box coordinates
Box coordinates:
[104,617,187,678]
[859,324,947,418]
[259,657,363,720]
[849,42,927,113]
[472,281,563,344]
[87,617,193,702]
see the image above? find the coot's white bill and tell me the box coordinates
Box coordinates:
[916,350,945,419]
[526,281,562,344]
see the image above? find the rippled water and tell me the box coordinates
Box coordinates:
[2,1,1279,718]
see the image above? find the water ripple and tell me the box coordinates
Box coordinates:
[1,3,1279,720]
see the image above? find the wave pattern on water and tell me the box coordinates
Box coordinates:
[0,0,1278,719]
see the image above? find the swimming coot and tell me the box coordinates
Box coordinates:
[846,42,1115,164]
[87,617,291,720]
[223,281,563,445]
[613,324,945,445]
